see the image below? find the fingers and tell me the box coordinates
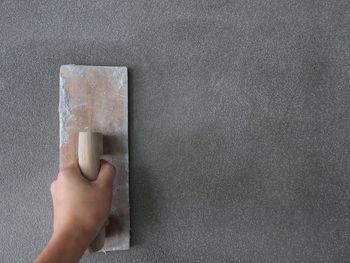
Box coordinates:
[58,161,81,177]
[57,160,115,188]
[96,160,116,189]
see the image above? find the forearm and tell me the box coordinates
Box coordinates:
[35,232,89,263]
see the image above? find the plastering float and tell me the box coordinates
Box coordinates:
[58,65,130,252]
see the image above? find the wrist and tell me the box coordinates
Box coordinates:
[35,231,90,263]
[50,230,90,260]
[53,217,99,247]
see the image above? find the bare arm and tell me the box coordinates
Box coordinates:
[35,160,115,263]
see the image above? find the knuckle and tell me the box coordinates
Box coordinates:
[50,181,56,192]
[60,161,77,175]
[104,163,116,174]
[58,165,76,178]
[57,170,66,179]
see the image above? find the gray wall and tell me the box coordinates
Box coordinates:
[1,1,350,262]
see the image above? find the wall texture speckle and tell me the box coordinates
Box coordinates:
[0,0,350,262]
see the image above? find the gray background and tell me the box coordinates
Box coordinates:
[0,0,349,262]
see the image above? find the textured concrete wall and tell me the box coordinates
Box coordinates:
[1,1,350,262]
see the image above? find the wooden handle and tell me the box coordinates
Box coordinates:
[78,132,105,252]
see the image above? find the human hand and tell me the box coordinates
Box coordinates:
[50,160,115,244]
[35,160,115,263]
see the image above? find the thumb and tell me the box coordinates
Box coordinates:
[96,160,116,188]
